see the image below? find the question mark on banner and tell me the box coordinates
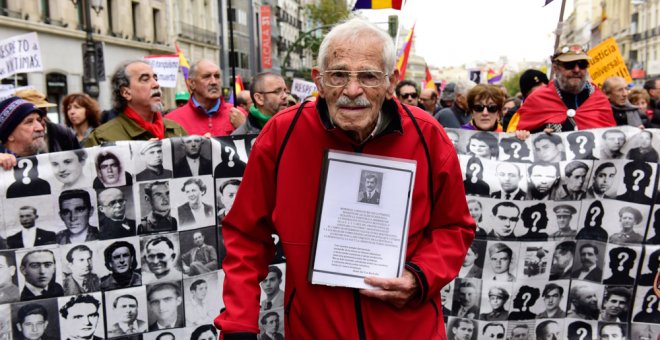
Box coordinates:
[646,294,658,313]
[576,328,588,340]
[617,252,630,272]
[521,292,532,312]
[632,169,645,191]
[469,163,481,184]
[271,234,280,245]
[575,135,588,154]
[224,146,236,168]
[17,159,33,185]
[589,206,602,227]
[511,142,521,159]
[531,211,541,232]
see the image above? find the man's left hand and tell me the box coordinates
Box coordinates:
[360,270,418,309]
[230,107,246,128]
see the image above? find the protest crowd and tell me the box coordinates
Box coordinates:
[0,7,659,340]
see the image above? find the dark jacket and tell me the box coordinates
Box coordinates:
[232,111,264,135]
[85,112,187,146]
[46,121,80,152]
[8,228,57,248]
[434,103,470,128]
[98,215,136,240]
[20,280,64,301]
[172,155,212,178]
[611,102,649,127]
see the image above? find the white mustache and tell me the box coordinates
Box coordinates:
[336,95,370,107]
[33,132,45,139]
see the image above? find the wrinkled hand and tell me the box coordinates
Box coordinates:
[230,107,246,128]
[0,153,17,171]
[360,270,418,309]
[514,130,530,141]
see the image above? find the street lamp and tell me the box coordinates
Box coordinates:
[71,0,103,98]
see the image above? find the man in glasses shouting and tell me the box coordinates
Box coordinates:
[233,72,289,135]
[517,44,615,133]
[216,17,475,340]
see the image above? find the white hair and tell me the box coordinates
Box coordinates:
[455,79,477,97]
[317,17,396,74]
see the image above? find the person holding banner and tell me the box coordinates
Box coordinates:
[85,60,187,146]
[217,17,475,339]
[0,97,49,170]
[167,59,246,136]
[516,44,615,133]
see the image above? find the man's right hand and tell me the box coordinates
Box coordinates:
[0,154,17,170]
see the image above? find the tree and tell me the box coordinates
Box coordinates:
[303,0,351,61]
[502,66,548,97]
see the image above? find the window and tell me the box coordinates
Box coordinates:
[153,8,161,42]
[132,2,140,39]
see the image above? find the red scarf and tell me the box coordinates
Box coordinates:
[123,107,165,139]
[517,80,615,131]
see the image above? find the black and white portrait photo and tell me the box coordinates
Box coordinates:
[97,186,137,240]
[599,286,632,322]
[446,129,462,154]
[531,133,565,163]
[133,140,174,182]
[3,196,57,249]
[16,246,64,301]
[478,321,507,339]
[478,282,513,321]
[517,243,551,280]
[92,146,134,189]
[534,319,563,340]
[0,304,11,340]
[490,162,527,200]
[451,278,481,319]
[483,242,519,282]
[0,250,19,304]
[143,328,186,340]
[506,322,532,340]
[630,323,660,339]
[566,281,602,320]
[614,160,656,204]
[565,131,597,160]
[146,281,185,331]
[46,149,93,192]
[6,156,51,198]
[487,201,522,241]
[357,170,383,205]
[598,128,628,160]
[570,240,606,283]
[180,227,218,277]
[11,299,60,340]
[467,198,488,237]
[260,263,286,312]
[172,176,216,230]
[464,131,499,160]
[53,189,100,245]
[547,202,580,239]
[508,283,542,320]
[189,324,219,340]
[104,286,148,337]
[183,271,221,327]
[140,233,183,284]
[457,240,486,279]
[626,129,660,162]
[537,282,569,319]
[637,245,660,286]
[549,241,576,281]
[602,245,640,285]
[602,202,649,245]
[462,156,491,197]
[172,136,213,178]
[97,238,142,291]
[499,135,532,163]
[446,317,477,340]
[554,160,592,201]
[57,292,105,339]
[61,243,101,296]
[216,177,241,224]
[586,161,618,199]
[525,163,560,200]
[441,282,453,319]
[212,136,249,179]
[137,180,178,234]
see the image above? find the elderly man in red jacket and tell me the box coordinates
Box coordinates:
[216,17,475,340]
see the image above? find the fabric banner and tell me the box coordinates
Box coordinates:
[445,126,660,340]
[0,32,43,79]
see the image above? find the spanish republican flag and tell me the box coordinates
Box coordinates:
[353,0,403,10]
[174,42,191,80]
[424,64,436,91]
[235,74,245,94]
[396,23,415,79]
[487,65,505,84]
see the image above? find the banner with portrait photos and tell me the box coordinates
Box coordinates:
[445,126,660,340]
[0,134,291,340]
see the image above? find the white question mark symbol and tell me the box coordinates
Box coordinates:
[589,206,602,227]
[531,211,541,233]
[576,328,588,340]
[271,234,280,245]
[575,135,588,154]
[645,294,658,313]
[632,169,645,191]
[17,159,33,185]
[469,163,481,184]
[521,292,532,312]
[224,146,236,168]
[617,252,630,272]
[511,142,521,159]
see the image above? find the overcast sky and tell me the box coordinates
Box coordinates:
[355,0,575,68]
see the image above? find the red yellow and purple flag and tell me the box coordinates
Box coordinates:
[235,74,245,94]
[353,0,403,10]
[174,42,191,80]
[487,66,505,84]
[424,64,436,91]
[396,23,415,79]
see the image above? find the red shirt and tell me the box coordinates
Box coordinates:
[166,97,241,136]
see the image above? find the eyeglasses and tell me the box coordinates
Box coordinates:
[400,92,418,99]
[321,70,388,88]
[473,104,500,114]
[259,88,290,97]
[560,60,589,70]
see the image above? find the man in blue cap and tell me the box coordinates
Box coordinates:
[0,96,48,170]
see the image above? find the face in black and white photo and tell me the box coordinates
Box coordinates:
[480,286,510,321]
[178,178,215,229]
[100,241,142,290]
[509,324,530,340]
[458,242,482,279]
[93,150,133,189]
[599,287,631,322]
[600,129,626,159]
[217,179,240,221]
[135,141,173,182]
[535,320,561,340]
[599,323,626,340]
[59,294,102,340]
[0,252,18,304]
[147,282,184,331]
[106,293,147,337]
[567,283,600,320]
[486,243,515,281]
[448,317,475,340]
[49,150,89,190]
[260,265,283,311]
[549,241,574,280]
[446,130,460,152]
[173,136,212,178]
[527,163,559,200]
[556,161,589,201]
[63,245,100,295]
[138,181,177,234]
[551,204,577,239]
[358,171,382,204]
[185,275,220,326]
[451,279,480,319]
[259,311,284,340]
[142,235,182,283]
[19,249,64,300]
[441,283,452,314]
[481,322,505,340]
[9,205,57,248]
[14,303,51,340]
[97,188,136,240]
[57,190,98,244]
[190,325,218,340]
[532,134,564,163]
[489,202,519,240]
[539,283,565,319]
[587,162,616,199]
[181,229,218,277]
[492,163,525,200]
[571,242,603,283]
[608,206,644,245]
[466,132,498,160]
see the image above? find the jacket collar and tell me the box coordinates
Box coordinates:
[316,97,403,136]
[118,112,180,139]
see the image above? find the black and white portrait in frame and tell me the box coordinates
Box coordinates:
[555,160,593,201]
[489,161,529,200]
[212,136,250,179]
[96,186,138,240]
[483,241,519,282]
[478,281,513,321]
[530,133,566,163]
[143,328,187,340]
[171,136,213,178]
[60,241,102,296]
[461,130,499,161]
[41,149,94,192]
[450,278,482,319]
[587,200,649,245]
[171,176,216,231]
[179,226,219,278]
[565,130,598,160]
[135,180,178,235]
[131,139,174,182]
[50,187,100,244]
[145,280,185,332]
[260,263,286,313]
[625,128,660,162]
[57,292,105,340]
[537,280,570,320]
[90,144,134,189]
[478,321,508,339]
[216,177,241,225]
[140,233,183,284]
[183,271,221,327]
[445,128,462,155]
[104,285,149,337]
[4,155,52,198]
[11,298,61,340]
[15,245,64,301]
[595,127,634,160]
[565,280,603,320]
[505,321,534,340]
[570,240,606,284]
[601,244,641,286]
[498,134,533,163]
[94,236,142,291]
[0,304,10,340]
[357,170,383,205]
[0,250,19,304]
[3,195,57,249]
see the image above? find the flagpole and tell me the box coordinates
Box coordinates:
[551,0,568,78]
[228,0,237,107]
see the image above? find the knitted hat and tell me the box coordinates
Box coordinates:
[0,96,45,143]
[519,69,549,99]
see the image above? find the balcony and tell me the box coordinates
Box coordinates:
[179,22,218,44]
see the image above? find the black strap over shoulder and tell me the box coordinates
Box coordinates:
[400,104,435,209]
[274,102,307,181]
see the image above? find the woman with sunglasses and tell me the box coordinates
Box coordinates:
[461,84,505,131]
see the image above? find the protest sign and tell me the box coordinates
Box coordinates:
[291,78,317,100]
[0,32,43,79]
[588,37,633,88]
[143,54,180,88]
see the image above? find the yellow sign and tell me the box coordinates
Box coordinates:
[587,37,633,88]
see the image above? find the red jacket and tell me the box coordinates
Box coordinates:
[166,97,238,136]
[216,98,475,339]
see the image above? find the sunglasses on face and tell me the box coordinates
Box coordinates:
[400,92,418,99]
[473,104,500,114]
[560,60,589,70]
